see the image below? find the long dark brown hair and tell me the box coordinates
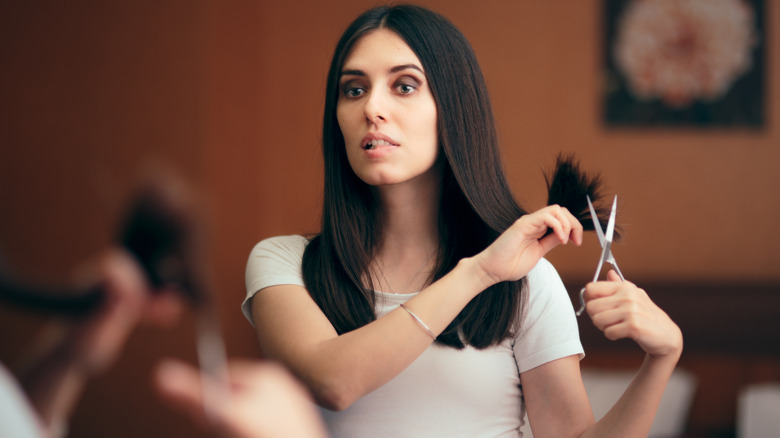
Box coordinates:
[302,4,528,349]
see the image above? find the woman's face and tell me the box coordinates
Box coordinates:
[337,29,439,187]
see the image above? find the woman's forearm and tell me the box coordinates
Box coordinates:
[253,257,494,411]
[580,351,681,438]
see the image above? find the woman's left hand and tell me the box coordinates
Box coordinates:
[583,271,682,361]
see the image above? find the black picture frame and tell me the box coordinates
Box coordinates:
[603,0,765,128]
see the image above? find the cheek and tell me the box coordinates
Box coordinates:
[337,108,358,163]
[337,108,361,147]
[336,107,346,136]
[421,107,439,152]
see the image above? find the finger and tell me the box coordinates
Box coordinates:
[600,310,654,344]
[143,291,184,327]
[529,212,564,254]
[583,281,619,301]
[154,359,205,407]
[102,249,149,305]
[226,358,271,377]
[590,294,652,341]
[602,321,635,342]
[535,206,571,249]
[606,270,621,282]
[588,306,629,335]
[591,301,650,344]
[564,207,584,246]
[230,361,312,400]
[72,249,150,374]
[584,292,622,317]
[538,233,563,255]
[549,205,584,247]
[154,359,230,430]
[550,205,583,243]
[549,206,572,244]
[585,278,646,314]
[226,361,327,438]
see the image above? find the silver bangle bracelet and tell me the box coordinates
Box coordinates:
[399,303,436,340]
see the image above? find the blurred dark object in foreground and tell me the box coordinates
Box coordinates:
[0,174,207,317]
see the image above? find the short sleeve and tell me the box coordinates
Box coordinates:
[513,258,584,373]
[241,235,309,325]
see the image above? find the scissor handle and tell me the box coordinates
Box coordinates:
[576,287,587,316]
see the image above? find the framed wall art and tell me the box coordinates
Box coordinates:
[603,0,765,128]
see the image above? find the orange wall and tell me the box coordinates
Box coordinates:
[0,2,209,437]
[1,1,777,437]
[213,0,780,285]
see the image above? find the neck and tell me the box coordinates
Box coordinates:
[369,169,442,294]
[373,169,441,256]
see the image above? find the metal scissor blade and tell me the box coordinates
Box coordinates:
[578,235,612,316]
[605,196,617,244]
[587,195,619,281]
[592,241,610,284]
[195,301,230,422]
[604,196,625,281]
[577,195,624,316]
[586,195,605,246]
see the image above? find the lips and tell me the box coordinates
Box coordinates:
[362,133,399,150]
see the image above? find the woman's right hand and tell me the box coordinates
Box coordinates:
[473,205,582,286]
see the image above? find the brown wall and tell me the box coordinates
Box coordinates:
[1,1,777,437]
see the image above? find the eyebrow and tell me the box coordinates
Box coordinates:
[340,63,424,77]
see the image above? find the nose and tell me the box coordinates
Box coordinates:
[363,89,387,125]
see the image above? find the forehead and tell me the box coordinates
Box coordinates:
[343,29,423,70]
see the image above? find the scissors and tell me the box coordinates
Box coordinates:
[576,195,625,316]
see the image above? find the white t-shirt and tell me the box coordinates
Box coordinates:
[0,363,44,438]
[243,235,584,438]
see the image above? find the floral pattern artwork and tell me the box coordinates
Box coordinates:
[603,0,764,127]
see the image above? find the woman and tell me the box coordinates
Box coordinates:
[242,5,682,437]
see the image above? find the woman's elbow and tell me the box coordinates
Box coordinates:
[311,380,362,412]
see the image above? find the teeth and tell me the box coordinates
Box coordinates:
[365,139,393,149]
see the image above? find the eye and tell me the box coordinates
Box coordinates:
[340,79,367,99]
[397,83,415,94]
[394,77,421,95]
[343,86,365,98]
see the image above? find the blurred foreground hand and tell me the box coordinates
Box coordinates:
[155,358,328,438]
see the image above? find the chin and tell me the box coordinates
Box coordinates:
[358,175,401,187]
[352,167,402,186]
